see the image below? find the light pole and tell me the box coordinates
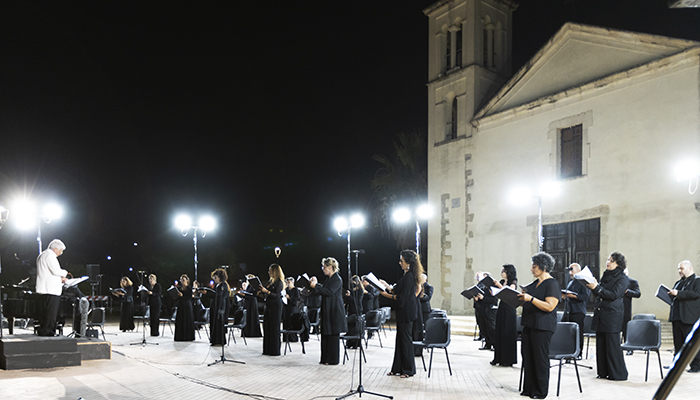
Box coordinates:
[333,213,365,275]
[392,204,434,255]
[509,181,561,252]
[12,200,63,254]
[175,214,216,282]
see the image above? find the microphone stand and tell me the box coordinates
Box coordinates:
[209,282,244,366]
[337,250,392,400]
[131,271,157,346]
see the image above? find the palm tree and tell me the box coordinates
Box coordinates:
[370,130,427,249]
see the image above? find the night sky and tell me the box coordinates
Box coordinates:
[1,1,699,289]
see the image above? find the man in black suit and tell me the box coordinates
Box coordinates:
[419,273,433,330]
[562,263,590,356]
[622,268,641,354]
[668,260,700,373]
[474,272,497,350]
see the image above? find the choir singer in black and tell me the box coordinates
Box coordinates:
[517,252,560,399]
[586,252,629,381]
[380,249,423,378]
[310,257,347,365]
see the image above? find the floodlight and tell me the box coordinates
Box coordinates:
[392,207,411,223]
[42,203,63,220]
[350,213,365,228]
[13,200,37,230]
[538,181,561,199]
[175,214,192,230]
[199,215,216,231]
[675,159,700,182]
[509,186,532,205]
[334,217,349,232]
[416,204,434,220]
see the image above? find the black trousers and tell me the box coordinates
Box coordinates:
[39,294,61,336]
[521,327,553,398]
[596,331,628,380]
[476,305,497,348]
[320,334,340,365]
[566,312,585,355]
[672,321,700,369]
[391,321,416,376]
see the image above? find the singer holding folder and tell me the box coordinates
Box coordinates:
[668,260,700,373]
[586,252,629,381]
[380,249,423,378]
[517,252,560,399]
[310,257,347,365]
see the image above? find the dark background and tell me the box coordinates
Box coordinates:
[1,1,699,292]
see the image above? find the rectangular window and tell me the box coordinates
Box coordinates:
[560,124,583,179]
[445,33,451,71]
[455,29,462,68]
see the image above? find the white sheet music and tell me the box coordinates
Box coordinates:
[366,272,389,292]
[281,289,288,305]
[63,275,89,288]
[573,266,596,284]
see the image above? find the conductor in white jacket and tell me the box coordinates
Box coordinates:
[36,239,68,336]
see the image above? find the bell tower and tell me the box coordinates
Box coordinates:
[424,0,517,142]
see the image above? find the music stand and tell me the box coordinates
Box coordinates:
[131,271,157,346]
[337,250,392,400]
[208,283,244,366]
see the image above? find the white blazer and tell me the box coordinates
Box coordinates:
[35,249,67,296]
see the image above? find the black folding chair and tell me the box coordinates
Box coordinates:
[226,309,247,345]
[281,312,306,355]
[413,317,452,378]
[621,319,664,382]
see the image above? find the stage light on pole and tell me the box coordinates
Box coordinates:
[12,198,63,253]
[675,159,700,194]
[392,204,434,255]
[175,213,216,282]
[509,181,562,252]
[334,212,365,280]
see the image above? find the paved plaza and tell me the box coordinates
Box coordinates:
[0,318,697,400]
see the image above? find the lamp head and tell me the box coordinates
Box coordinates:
[416,204,434,220]
[392,207,411,223]
[675,159,700,182]
[174,214,193,231]
[198,215,216,232]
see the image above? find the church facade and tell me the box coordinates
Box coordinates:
[424,0,700,316]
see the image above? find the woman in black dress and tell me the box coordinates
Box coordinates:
[147,274,162,337]
[210,268,230,346]
[517,252,560,399]
[586,252,629,381]
[260,264,284,356]
[380,249,423,378]
[174,274,195,342]
[116,277,135,332]
[239,278,263,337]
[310,257,347,365]
[491,264,518,367]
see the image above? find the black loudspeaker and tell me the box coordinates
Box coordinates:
[86,264,101,282]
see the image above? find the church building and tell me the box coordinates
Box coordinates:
[423,0,700,317]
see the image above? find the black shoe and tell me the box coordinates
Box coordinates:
[626,350,634,356]
[531,396,546,399]
[490,360,498,366]
[688,368,700,373]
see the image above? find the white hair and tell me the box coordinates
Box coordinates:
[680,260,693,270]
[48,239,66,251]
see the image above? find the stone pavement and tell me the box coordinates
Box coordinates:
[0,319,697,400]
